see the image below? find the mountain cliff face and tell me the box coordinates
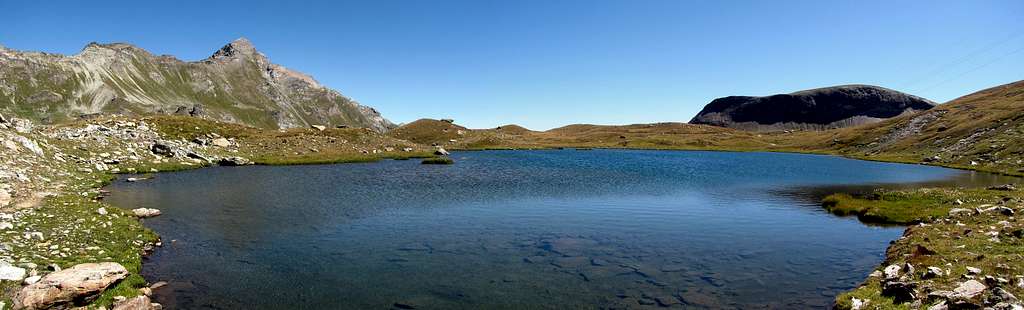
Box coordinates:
[689,85,936,131]
[0,38,393,131]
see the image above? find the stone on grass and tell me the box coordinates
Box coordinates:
[967,266,982,275]
[0,263,27,281]
[132,208,161,218]
[112,295,162,310]
[923,266,944,279]
[884,264,902,279]
[210,137,231,147]
[13,262,128,310]
[951,280,986,299]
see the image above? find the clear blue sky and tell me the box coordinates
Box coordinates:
[2,1,1023,129]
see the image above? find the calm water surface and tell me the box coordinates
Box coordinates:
[105,150,1016,309]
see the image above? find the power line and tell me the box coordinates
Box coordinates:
[898,30,1024,90]
[917,43,1024,93]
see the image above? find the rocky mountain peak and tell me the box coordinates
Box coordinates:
[208,37,259,61]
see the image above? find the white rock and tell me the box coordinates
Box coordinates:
[97,207,108,215]
[0,264,27,281]
[967,266,982,275]
[884,264,901,279]
[23,275,40,285]
[851,297,869,310]
[311,125,326,131]
[0,222,12,230]
[952,280,986,299]
[132,208,161,218]
[210,137,231,147]
[927,300,948,310]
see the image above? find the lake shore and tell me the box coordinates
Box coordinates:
[0,115,1020,309]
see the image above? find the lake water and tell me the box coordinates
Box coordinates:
[105,150,1016,309]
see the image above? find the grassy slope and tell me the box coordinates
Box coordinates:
[829,187,1023,310]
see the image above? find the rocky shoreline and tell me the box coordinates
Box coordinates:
[1,113,1021,309]
[0,114,427,309]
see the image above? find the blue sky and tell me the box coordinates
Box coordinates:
[2,1,1022,129]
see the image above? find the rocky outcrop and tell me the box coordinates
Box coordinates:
[0,38,394,131]
[690,85,935,131]
[12,262,129,310]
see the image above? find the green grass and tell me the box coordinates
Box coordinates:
[421,157,454,165]
[821,190,957,224]
[0,195,159,308]
[828,187,1023,309]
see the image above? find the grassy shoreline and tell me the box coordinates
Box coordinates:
[4,114,1020,309]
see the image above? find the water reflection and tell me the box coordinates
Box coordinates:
[105,150,1017,309]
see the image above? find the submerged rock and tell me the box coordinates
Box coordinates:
[13,262,129,310]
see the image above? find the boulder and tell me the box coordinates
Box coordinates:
[150,141,175,157]
[851,297,869,310]
[311,125,326,131]
[13,262,129,310]
[0,263,27,281]
[210,137,231,147]
[988,184,1016,191]
[434,148,450,156]
[951,280,986,299]
[218,157,252,166]
[923,266,945,279]
[131,208,161,218]
[112,295,162,310]
[949,208,975,217]
[884,264,902,279]
[882,280,917,303]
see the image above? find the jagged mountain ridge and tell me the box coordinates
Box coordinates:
[690,85,936,131]
[0,38,393,131]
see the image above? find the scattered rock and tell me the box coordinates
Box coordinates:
[950,208,975,217]
[210,137,231,147]
[654,295,681,307]
[131,208,161,218]
[851,297,869,310]
[988,287,1018,304]
[928,300,948,310]
[884,264,902,279]
[951,279,986,299]
[97,207,109,215]
[22,275,41,285]
[923,266,945,279]
[13,262,129,310]
[150,141,175,157]
[882,280,917,303]
[988,184,1016,191]
[311,125,326,131]
[218,156,252,166]
[967,266,982,275]
[0,263,27,281]
[112,295,162,310]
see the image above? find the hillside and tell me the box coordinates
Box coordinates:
[815,80,1024,175]
[0,38,393,131]
[390,119,793,152]
[690,85,936,131]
